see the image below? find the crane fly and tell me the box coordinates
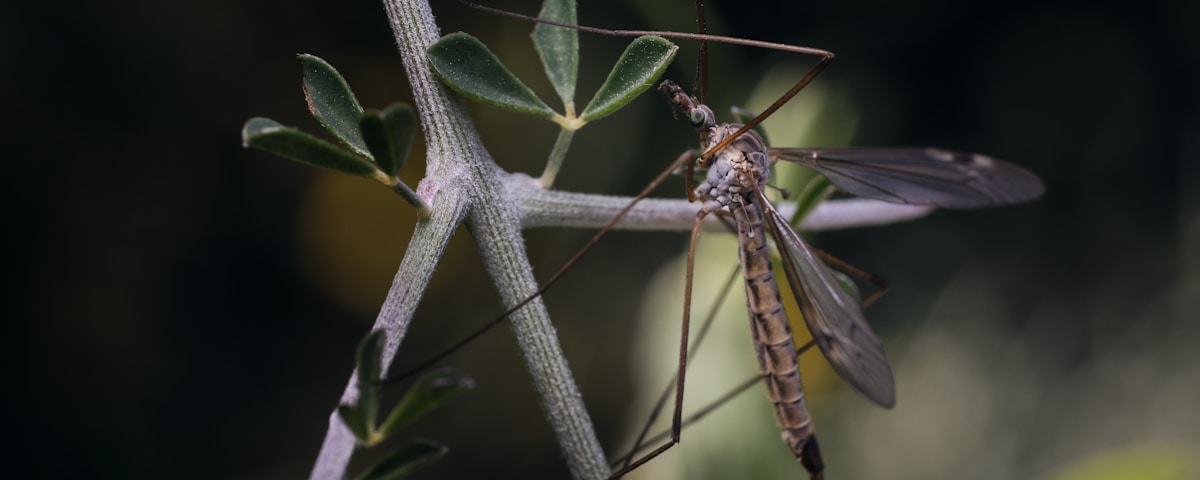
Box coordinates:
[619,77,1044,479]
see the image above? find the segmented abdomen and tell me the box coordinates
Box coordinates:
[732,200,824,477]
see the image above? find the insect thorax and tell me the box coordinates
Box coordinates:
[695,123,772,214]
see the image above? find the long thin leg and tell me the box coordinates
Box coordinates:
[619,335,824,461]
[813,248,889,308]
[699,55,833,163]
[693,0,708,103]
[608,210,708,479]
[616,249,886,462]
[614,263,740,468]
[617,208,741,465]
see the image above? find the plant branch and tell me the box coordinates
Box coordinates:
[539,127,576,188]
[310,0,609,478]
[310,191,466,480]
[513,182,935,232]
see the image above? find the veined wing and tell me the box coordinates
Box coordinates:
[758,189,896,408]
[770,147,1045,209]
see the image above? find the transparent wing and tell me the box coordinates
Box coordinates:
[771,147,1045,209]
[758,190,896,407]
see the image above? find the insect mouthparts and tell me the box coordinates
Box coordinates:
[658,79,695,117]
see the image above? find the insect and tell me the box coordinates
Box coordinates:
[409,2,1046,478]
[619,78,1045,479]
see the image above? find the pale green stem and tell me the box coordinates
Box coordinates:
[539,127,576,189]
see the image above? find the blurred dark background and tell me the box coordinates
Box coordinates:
[7,0,1199,478]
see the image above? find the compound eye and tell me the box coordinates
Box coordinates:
[688,108,708,127]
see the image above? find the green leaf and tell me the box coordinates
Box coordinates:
[353,440,448,480]
[299,54,369,156]
[580,36,677,122]
[360,103,417,178]
[337,330,388,444]
[242,117,377,176]
[532,0,578,105]
[356,331,385,438]
[427,32,556,119]
[356,330,386,382]
[337,404,372,443]
[378,367,475,438]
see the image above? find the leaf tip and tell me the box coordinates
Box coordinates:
[241,117,282,146]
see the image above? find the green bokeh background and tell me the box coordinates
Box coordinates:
[7,0,1200,478]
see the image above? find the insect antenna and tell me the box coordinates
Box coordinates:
[693,0,709,103]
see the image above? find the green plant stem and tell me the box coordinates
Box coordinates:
[539,127,576,188]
